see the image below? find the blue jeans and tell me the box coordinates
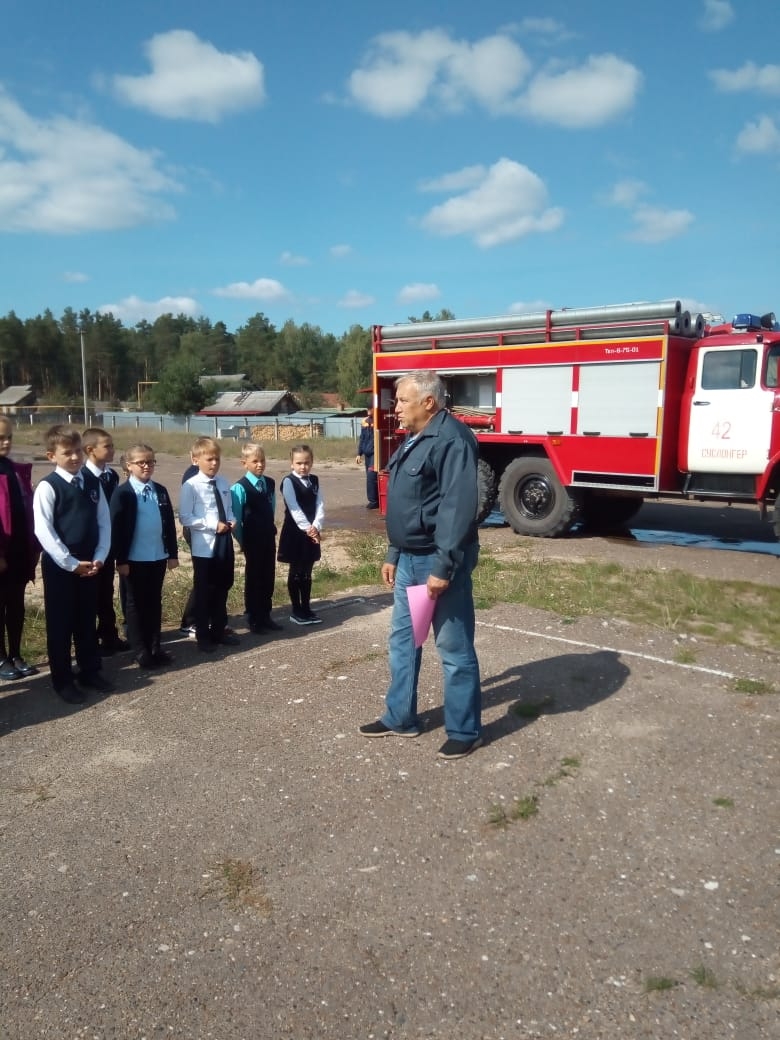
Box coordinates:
[381,544,481,741]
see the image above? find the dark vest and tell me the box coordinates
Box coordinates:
[43,472,99,559]
[239,475,276,540]
[282,474,318,525]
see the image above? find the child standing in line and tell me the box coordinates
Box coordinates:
[0,416,39,681]
[178,437,239,653]
[178,452,198,637]
[231,443,282,633]
[278,443,324,626]
[110,444,179,669]
[82,427,128,654]
[32,425,113,704]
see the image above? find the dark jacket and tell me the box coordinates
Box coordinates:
[109,480,178,565]
[357,419,375,460]
[0,460,39,581]
[385,409,479,581]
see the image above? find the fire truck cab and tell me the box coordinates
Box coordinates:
[372,301,780,539]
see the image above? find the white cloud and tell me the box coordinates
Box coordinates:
[339,290,375,308]
[699,0,735,32]
[508,299,551,315]
[519,54,641,128]
[606,179,648,208]
[113,30,265,121]
[63,271,90,284]
[420,158,563,248]
[98,295,201,323]
[419,165,487,193]
[398,283,441,304]
[517,18,566,36]
[627,205,694,243]
[211,278,290,301]
[0,88,180,233]
[330,244,352,258]
[710,62,780,95]
[348,29,530,117]
[279,250,310,266]
[735,115,780,154]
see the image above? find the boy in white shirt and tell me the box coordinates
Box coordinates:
[178,437,239,653]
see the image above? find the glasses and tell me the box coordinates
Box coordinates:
[130,459,156,467]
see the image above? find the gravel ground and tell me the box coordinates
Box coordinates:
[1,452,777,1039]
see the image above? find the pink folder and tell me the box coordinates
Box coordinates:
[407,583,436,647]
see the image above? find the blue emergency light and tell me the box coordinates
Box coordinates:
[732,312,777,330]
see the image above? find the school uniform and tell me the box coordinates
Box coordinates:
[83,460,125,651]
[278,473,323,622]
[32,468,110,693]
[0,458,39,674]
[231,473,277,629]
[179,471,235,646]
[110,477,177,664]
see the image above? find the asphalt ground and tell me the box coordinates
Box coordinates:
[0,455,778,1039]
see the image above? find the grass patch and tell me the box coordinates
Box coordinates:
[470,550,780,652]
[543,755,581,786]
[732,677,775,695]
[510,697,554,720]
[674,648,697,665]
[510,794,539,821]
[712,796,734,808]
[689,963,718,988]
[207,857,272,915]
[643,975,679,993]
[486,794,539,828]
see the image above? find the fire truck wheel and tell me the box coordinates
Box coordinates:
[499,457,582,537]
[476,459,498,523]
[580,493,644,531]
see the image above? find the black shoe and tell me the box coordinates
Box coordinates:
[259,618,284,631]
[56,683,86,704]
[289,611,315,626]
[0,658,22,681]
[152,649,174,665]
[77,673,115,693]
[197,641,214,653]
[366,503,380,510]
[213,633,240,646]
[359,719,421,738]
[303,610,322,625]
[100,638,130,655]
[437,736,483,760]
[136,652,156,669]
[12,657,39,677]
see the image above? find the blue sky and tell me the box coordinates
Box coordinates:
[1,0,778,337]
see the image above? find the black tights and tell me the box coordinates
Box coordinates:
[0,580,26,660]
[287,566,313,613]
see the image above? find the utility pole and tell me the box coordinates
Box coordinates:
[79,326,88,425]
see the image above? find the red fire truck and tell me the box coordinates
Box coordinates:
[371,300,780,538]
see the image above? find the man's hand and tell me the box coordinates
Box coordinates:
[427,574,450,599]
[355,455,362,465]
[381,562,396,588]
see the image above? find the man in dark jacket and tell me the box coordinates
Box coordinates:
[355,411,379,509]
[359,371,482,759]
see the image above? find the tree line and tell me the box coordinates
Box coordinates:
[0,308,377,410]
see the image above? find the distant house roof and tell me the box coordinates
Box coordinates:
[0,385,35,406]
[198,389,300,416]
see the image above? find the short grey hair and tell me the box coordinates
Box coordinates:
[395,371,445,408]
